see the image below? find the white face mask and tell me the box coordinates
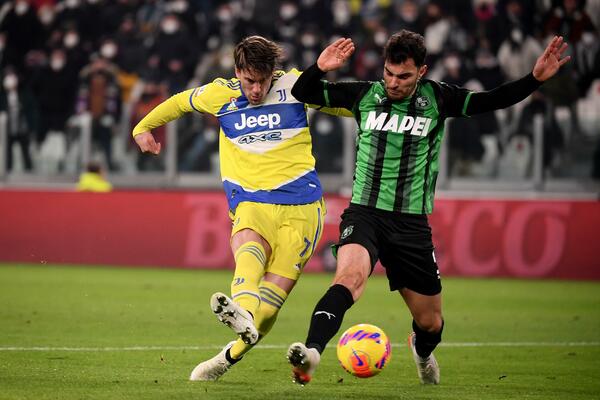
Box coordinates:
[161,20,179,34]
[332,0,351,25]
[280,4,298,20]
[15,1,29,15]
[3,74,18,90]
[301,34,317,48]
[38,8,55,25]
[444,56,460,70]
[64,32,79,48]
[50,57,66,71]
[374,31,387,47]
[170,0,188,12]
[100,43,117,59]
[219,54,234,69]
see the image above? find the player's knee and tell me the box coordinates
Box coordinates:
[332,270,367,299]
[415,313,443,333]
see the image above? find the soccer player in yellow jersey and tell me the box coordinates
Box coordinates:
[132,36,349,381]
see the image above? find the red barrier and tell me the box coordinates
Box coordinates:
[0,190,598,280]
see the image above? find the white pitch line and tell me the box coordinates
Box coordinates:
[0,342,599,352]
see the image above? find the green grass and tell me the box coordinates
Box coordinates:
[0,264,599,399]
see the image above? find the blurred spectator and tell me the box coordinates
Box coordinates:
[62,26,89,73]
[544,0,596,45]
[76,55,121,170]
[1,66,37,171]
[130,80,166,171]
[498,27,544,81]
[353,29,386,80]
[152,13,196,92]
[310,111,345,173]
[32,48,79,172]
[112,15,146,103]
[76,161,112,191]
[0,0,44,72]
[514,90,565,172]
[388,0,423,33]
[422,1,450,66]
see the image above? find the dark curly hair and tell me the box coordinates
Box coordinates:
[383,30,427,67]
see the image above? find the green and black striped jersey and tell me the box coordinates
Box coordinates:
[293,64,541,214]
[309,76,470,214]
[348,79,470,214]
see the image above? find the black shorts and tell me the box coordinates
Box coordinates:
[333,203,441,296]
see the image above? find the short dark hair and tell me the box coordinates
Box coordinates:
[234,36,283,76]
[383,30,427,67]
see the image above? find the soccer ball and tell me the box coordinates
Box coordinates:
[336,323,392,378]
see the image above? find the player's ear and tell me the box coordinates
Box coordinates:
[418,64,428,79]
[234,67,242,79]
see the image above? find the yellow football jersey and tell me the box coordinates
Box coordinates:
[133,69,348,211]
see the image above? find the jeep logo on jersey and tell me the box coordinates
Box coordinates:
[237,131,282,144]
[364,111,433,137]
[234,113,281,130]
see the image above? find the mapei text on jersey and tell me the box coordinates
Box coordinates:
[364,112,433,137]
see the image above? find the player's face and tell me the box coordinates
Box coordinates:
[235,68,273,105]
[382,59,427,101]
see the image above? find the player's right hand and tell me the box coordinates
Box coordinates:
[317,38,355,72]
[134,131,162,155]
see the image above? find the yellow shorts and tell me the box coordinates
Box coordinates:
[230,199,326,281]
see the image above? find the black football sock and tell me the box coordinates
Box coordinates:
[225,348,242,365]
[305,284,354,354]
[412,319,444,358]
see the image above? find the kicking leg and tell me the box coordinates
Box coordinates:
[288,244,370,385]
[211,229,271,345]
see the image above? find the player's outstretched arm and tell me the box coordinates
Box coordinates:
[465,36,570,116]
[134,132,162,155]
[317,38,355,72]
[532,36,570,82]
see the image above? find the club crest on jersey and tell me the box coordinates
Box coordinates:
[226,97,238,111]
[416,96,430,109]
[341,225,354,240]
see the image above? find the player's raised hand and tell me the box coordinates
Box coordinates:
[134,131,162,155]
[532,35,570,82]
[317,38,355,72]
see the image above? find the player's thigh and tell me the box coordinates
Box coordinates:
[265,200,325,282]
[379,215,441,296]
[230,201,277,255]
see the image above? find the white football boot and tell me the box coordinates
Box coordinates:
[287,342,321,385]
[189,341,236,381]
[210,292,259,345]
[408,332,440,384]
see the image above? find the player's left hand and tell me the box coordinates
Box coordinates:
[532,35,570,82]
[317,38,355,72]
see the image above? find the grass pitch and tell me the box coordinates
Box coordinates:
[0,263,599,399]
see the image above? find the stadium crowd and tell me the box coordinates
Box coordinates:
[1,0,599,179]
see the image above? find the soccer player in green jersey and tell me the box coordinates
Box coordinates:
[286,30,570,385]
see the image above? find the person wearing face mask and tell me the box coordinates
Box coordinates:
[152,14,196,88]
[287,30,571,386]
[34,49,78,150]
[132,35,352,382]
[0,0,43,71]
[76,55,122,171]
[0,68,37,172]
